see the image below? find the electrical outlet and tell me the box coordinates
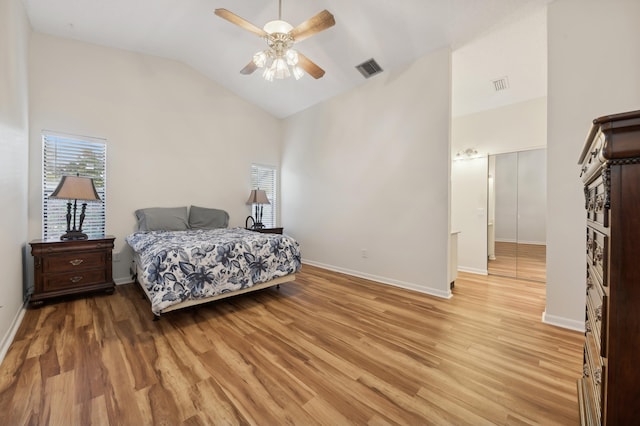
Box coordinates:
[361,249,368,258]
[113,253,121,262]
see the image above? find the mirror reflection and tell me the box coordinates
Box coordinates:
[487,149,546,281]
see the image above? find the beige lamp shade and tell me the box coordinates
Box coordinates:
[49,175,101,202]
[245,189,270,205]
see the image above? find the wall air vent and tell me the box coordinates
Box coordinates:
[356,58,383,79]
[492,76,510,91]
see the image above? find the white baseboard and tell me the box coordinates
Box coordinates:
[0,303,27,367]
[114,277,134,285]
[517,240,546,246]
[302,260,452,299]
[542,311,584,332]
[494,239,546,246]
[457,266,488,275]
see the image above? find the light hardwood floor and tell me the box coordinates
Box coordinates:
[0,265,582,425]
[488,242,547,282]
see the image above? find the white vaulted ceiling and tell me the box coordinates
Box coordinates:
[22,0,551,118]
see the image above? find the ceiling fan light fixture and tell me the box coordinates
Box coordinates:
[292,65,304,80]
[263,65,275,82]
[253,50,268,67]
[263,20,293,35]
[214,4,335,81]
[273,57,291,79]
[285,49,299,65]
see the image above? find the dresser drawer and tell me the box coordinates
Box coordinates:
[586,228,608,287]
[586,277,605,353]
[577,377,600,426]
[42,269,108,291]
[579,131,606,183]
[583,330,604,421]
[42,252,106,273]
[585,176,609,228]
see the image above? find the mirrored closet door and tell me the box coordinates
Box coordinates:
[487,149,546,282]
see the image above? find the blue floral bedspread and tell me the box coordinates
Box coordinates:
[125,228,301,314]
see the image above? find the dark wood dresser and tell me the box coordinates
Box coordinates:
[29,236,115,306]
[577,110,640,425]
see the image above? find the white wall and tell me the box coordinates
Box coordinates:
[281,48,452,298]
[546,0,640,330]
[0,0,29,363]
[28,33,283,283]
[451,156,488,274]
[452,97,547,155]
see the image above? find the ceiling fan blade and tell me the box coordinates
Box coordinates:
[240,60,258,75]
[214,8,268,38]
[290,10,335,42]
[297,53,325,79]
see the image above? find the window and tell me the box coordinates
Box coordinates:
[250,164,277,228]
[42,132,107,240]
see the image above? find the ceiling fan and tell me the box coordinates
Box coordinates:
[214,0,335,81]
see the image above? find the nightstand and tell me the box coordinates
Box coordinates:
[29,236,116,306]
[247,227,283,234]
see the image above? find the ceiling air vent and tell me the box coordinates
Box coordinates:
[356,58,383,79]
[492,76,510,91]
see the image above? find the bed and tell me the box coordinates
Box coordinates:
[125,206,301,318]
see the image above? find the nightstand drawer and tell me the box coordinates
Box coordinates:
[30,236,115,306]
[248,227,283,234]
[43,252,106,273]
[43,269,108,291]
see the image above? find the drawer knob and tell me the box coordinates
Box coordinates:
[70,276,83,283]
[69,259,84,266]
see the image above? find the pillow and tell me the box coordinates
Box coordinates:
[188,206,229,230]
[135,207,189,231]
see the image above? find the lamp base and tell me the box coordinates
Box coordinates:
[245,216,255,229]
[60,231,88,241]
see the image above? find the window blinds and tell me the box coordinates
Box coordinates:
[250,164,277,228]
[42,132,107,240]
